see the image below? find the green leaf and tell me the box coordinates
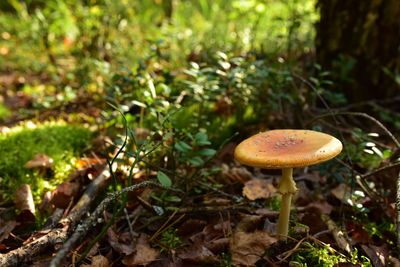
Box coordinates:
[196,148,216,157]
[165,195,181,202]
[188,156,204,166]
[174,141,193,153]
[157,171,172,187]
[195,132,211,145]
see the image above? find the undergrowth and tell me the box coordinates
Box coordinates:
[0,120,92,203]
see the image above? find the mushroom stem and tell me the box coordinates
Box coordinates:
[277,168,297,239]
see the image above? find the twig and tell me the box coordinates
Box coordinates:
[397,170,400,247]
[49,181,178,267]
[360,161,400,179]
[124,207,134,238]
[308,112,400,149]
[149,210,178,242]
[0,167,111,267]
[320,214,351,254]
[276,236,307,264]
[42,208,64,230]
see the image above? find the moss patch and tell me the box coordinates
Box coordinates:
[0,103,10,118]
[0,121,92,202]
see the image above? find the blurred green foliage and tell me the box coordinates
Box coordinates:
[0,0,317,69]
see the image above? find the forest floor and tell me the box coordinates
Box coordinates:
[1,68,400,267]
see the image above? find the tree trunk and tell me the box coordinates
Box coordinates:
[316,0,400,102]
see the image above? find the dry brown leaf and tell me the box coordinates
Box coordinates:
[25,154,54,168]
[254,208,280,218]
[75,158,106,169]
[90,255,110,267]
[346,221,370,245]
[177,219,207,236]
[50,182,79,209]
[361,244,388,267]
[14,184,35,214]
[190,222,231,245]
[204,237,229,254]
[304,200,333,215]
[122,234,159,266]
[39,191,52,211]
[331,183,350,202]
[178,244,219,265]
[14,184,35,223]
[223,165,253,184]
[243,179,276,200]
[235,214,264,232]
[107,228,135,256]
[0,219,17,243]
[298,212,327,235]
[293,181,313,206]
[230,230,277,266]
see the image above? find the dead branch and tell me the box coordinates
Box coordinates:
[308,112,400,149]
[0,167,110,267]
[320,214,351,254]
[49,181,180,267]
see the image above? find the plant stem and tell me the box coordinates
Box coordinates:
[277,168,297,239]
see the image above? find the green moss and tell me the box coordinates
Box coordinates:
[0,121,92,202]
[0,103,10,118]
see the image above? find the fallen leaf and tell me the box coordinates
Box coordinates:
[294,181,313,206]
[331,183,350,202]
[0,218,17,243]
[14,184,35,223]
[50,182,79,209]
[25,154,54,169]
[242,179,276,200]
[39,191,52,211]
[122,233,159,266]
[177,219,207,236]
[230,230,277,267]
[90,255,110,267]
[107,228,135,256]
[346,221,370,245]
[190,222,231,245]
[222,165,253,184]
[178,244,219,265]
[361,244,388,267]
[304,200,332,215]
[204,237,229,254]
[75,158,106,169]
[298,212,327,235]
[254,208,280,218]
[235,214,264,232]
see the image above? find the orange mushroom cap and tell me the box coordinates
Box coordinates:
[234,129,342,168]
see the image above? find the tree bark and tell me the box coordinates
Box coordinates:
[316,0,400,102]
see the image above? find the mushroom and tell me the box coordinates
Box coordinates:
[25,153,54,169]
[234,129,342,239]
[25,153,54,177]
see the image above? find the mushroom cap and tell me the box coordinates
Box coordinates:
[25,153,54,168]
[234,129,342,169]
